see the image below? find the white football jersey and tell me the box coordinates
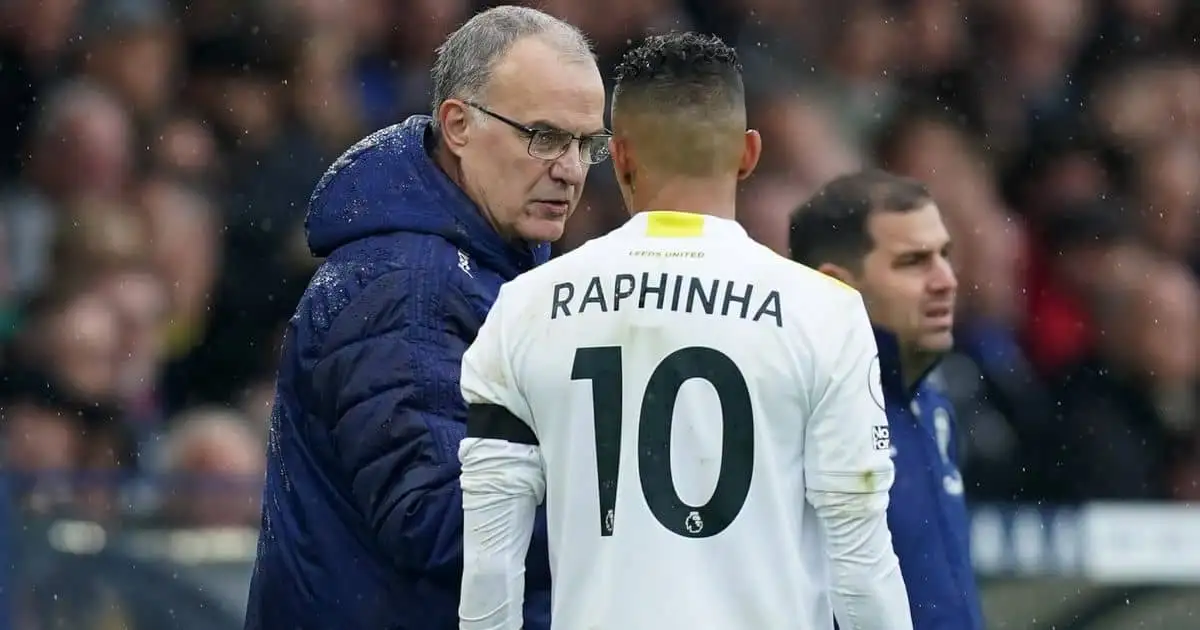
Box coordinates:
[459,211,910,630]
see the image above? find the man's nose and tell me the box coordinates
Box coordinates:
[930,255,958,292]
[549,141,586,186]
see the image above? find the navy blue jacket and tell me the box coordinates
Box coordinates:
[245,116,553,630]
[875,329,984,630]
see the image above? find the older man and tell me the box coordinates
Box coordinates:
[244,6,606,630]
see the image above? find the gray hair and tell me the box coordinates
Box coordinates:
[429,5,594,124]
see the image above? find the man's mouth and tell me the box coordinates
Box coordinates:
[532,200,570,215]
[923,306,954,326]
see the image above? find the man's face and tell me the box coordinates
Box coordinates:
[51,104,132,200]
[89,28,175,115]
[50,293,122,400]
[856,204,957,354]
[453,36,606,242]
[103,271,169,395]
[168,427,265,527]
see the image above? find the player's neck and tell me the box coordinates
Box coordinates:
[632,177,737,221]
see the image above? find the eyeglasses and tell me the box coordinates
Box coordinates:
[465,101,611,165]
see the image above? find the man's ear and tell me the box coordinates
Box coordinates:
[817,262,858,289]
[437,99,471,156]
[737,129,762,181]
[610,135,634,186]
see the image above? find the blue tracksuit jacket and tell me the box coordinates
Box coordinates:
[875,328,985,630]
[244,116,553,630]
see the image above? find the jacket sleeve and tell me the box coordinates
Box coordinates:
[310,267,475,579]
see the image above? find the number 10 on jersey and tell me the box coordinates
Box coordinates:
[571,345,755,539]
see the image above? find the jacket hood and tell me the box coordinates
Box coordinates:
[305,115,549,279]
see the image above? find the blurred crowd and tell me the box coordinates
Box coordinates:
[1,0,1199,538]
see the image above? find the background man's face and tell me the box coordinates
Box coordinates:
[857,204,958,355]
[461,36,605,243]
[48,292,122,400]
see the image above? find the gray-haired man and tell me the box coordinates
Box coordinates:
[244,6,606,630]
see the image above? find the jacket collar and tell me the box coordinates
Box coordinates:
[411,120,550,278]
[618,211,749,240]
[873,326,941,404]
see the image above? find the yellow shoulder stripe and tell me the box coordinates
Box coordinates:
[819,272,856,293]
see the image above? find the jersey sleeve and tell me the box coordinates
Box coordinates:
[804,291,912,630]
[459,285,546,630]
[460,285,534,422]
[804,292,895,494]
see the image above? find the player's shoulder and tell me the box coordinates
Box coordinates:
[733,241,860,302]
[779,259,860,301]
[738,250,867,339]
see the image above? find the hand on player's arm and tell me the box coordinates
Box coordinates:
[459,292,545,630]
[804,294,914,630]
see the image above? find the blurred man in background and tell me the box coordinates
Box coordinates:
[0,80,134,298]
[790,170,984,630]
[155,407,264,528]
[245,5,605,630]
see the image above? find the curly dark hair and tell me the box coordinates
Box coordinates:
[613,32,742,101]
[611,32,746,177]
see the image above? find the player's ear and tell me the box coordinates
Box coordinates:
[438,99,472,157]
[817,262,857,289]
[610,135,634,186]
[737,129,762,181]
